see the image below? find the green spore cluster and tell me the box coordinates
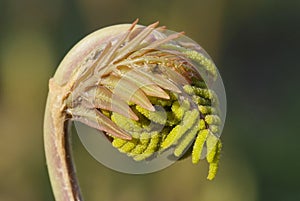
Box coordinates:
[105,81,222,180]
[184,50,218,79]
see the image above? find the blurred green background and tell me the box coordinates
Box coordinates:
[0,0,299,201]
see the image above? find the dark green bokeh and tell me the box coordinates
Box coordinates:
[0,0,299,200]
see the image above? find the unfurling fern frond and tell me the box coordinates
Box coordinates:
[44,20,226,201]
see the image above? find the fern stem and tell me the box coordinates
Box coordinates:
[44,81,82,201]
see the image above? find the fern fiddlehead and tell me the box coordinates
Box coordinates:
[44,20,226,201]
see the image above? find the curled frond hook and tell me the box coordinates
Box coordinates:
[44,20,226,201]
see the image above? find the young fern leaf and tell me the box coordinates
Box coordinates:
[44,20,225,201]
